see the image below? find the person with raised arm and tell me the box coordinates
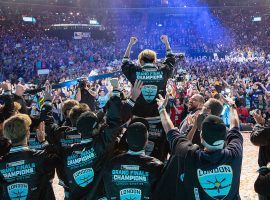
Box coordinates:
[121,35,175,162]
[154,94,243,200]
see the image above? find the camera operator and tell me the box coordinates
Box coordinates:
[250,110,270,199]
[76,78,98,111]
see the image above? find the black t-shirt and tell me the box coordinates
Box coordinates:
[122,53,175,117]
[80,88,96,111]
[103,152,163,200]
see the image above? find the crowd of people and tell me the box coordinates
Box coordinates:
[0,33,270,199]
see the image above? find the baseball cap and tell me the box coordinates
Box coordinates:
[201,115,226,150]
[126,122,148,152]
[129,117,149,131]
[76,111,99,137]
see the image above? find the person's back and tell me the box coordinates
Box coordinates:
[103,152,163,199]
[103,122,163,199]
[0,147,56,200]
[59,138,105,199]
[0,114,57,200]
[59,88,130,199]
[121,35,175,117]
[154,95,243,200]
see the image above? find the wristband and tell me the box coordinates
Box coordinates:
[127,98,135,107]
[158,105,166,114]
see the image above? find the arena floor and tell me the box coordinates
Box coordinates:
[52,133,259,199]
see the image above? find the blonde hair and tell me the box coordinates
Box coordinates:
[14,102,22,113]
[3,114,32,143]
[138,49,157,65]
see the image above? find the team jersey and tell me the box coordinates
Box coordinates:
[103,151,163,200]
[0,145,57,200]
[122,51,175,117]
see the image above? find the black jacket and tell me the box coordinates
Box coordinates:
[250,124,270,199]
[13,94,28,114]
[254,171,270,199]
[122,52,175,117]
[0,93,15,124]
[250,124,270,166]
[154,127,243,200]
[0,145,58,200]
[103,151,164,200]
[57,93,134,200]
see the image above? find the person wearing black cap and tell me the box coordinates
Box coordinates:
[56,79,142,200]
[154,94,243,200]
[103,121,164,200]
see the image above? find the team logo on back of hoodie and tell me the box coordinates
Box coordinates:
[197,165,233,200]
[73,168,94,187]
[141,85,158,103]
[7,183,28,200]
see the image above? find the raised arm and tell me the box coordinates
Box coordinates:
[160,35,175,77]
[160,35,171,52]
[156,94,174,134]
[123,37,138,59]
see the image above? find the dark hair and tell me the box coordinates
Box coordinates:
[69,103,90,126]
[30,115,42,132]
[204,98,223,116]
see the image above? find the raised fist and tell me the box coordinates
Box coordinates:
[0,81,11,91]
[129,37,138,45]
[160,35,168,44]
[110,78,119,89]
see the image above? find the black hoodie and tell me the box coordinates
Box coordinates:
[154,127,243,200]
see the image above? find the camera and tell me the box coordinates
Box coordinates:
[175,53,185,61]
[175,69,187,82]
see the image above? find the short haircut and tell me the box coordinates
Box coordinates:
[138,49,157,64]
[69,103,90,126]
[62,100,79,116]
[204,98,223,116]
[193,94,205,104]
[3,114,31,143]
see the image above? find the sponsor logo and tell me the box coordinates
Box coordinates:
[141,85,158,103]
[197,165,233,200]
[120,188,141,200]
[6,161,25,168]
[73,168,94,187]
[7,183,28,200]
[121,165,140,171]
